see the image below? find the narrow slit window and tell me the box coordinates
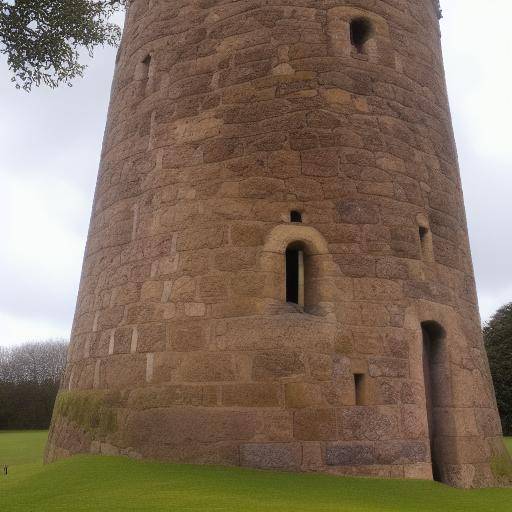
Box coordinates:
[419,225,434,262]
[142,54,151,79]
[286,245,304,307]
[290,210,302,223]
[421,321,446,482]
[354,373,366,405]
[350,18,373,53]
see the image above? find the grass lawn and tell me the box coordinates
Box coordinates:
[1,432,511,512]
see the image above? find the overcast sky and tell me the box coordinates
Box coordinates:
[1,1,511,346]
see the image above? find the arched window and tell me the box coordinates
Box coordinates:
[286,243,305,307]
[421,321,446,483]
[350,18,373,53]
[290,210,302,223]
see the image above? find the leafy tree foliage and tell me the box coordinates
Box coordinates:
[484,303,512,436]
[0,0,125,90]
[0,340,68,429]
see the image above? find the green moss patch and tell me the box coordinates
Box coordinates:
[54,390,118,437]
[491,452,512,482]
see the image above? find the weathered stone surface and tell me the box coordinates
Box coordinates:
[294,409,336,441]
[253,352,306,381]
[240,443,302,470]
[46,0,509,489]
[338,407,400,441]
[221,383,281,407]
[136,323,167,353]
[326,443,376,466]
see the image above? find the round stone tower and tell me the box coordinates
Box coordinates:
[46,0,511,488]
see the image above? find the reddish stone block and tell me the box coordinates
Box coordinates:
[294,409,336,441]
[136,323,167,353]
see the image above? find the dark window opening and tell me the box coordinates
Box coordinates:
[286,248,300,304]
[286,244,304,306]
[418,225,434,262]
[350,18,373,53]
[290,210,302,223]
[422,321,446,483]
[142,54,151,78]
[354,373,366,405]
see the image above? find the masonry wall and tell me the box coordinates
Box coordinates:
[45,0,511,488]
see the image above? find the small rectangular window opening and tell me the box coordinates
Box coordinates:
[290,211,302,223]
[350,18,373,54]
[419,226,433,262]
[354,373,366,405]
[142,54,151,78]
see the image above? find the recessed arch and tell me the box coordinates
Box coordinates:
[261,225,333,315]
[261,225,329,256]
[421,320,447,483]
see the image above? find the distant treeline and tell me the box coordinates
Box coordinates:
[0,341,68,430]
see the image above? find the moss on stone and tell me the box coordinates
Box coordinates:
[490,453,512,482]
[54,390,118,437]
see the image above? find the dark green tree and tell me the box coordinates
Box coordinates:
[484,302,512,436]
[0,0,125,90]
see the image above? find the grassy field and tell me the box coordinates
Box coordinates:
[1,432,511,512]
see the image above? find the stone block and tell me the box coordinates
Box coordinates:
[240,443,302,470]
[124,408,257,448]
[174,353,240,382]
[127,385,216,409]
[136,323,168,353]
[221,383,281,407]
[326,443,376,466]
[253,352,306,381]
[401,405,428,439]
[308,353,333,381]
[256,410,294,442]
[336,199,380,224]
[99,354,147,389]
[184,302,206,317]
[302,442,324,469]
[96,306,125,331]
[113,326,133,354]
[368,357,409,378]
[231,224,267,247]
[338,407,400,441]
[285,382,324,408]
[169,321,207,351]
[354,278,403,301]
[375,441,428,465]
[294,409,336,441]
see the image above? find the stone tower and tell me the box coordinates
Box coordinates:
[46,0,511,488]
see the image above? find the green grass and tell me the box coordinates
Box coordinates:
[1,432,511,512]
[0,430,48,465]
[505,437,512,455]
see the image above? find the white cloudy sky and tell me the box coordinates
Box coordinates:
[1,1,511,346]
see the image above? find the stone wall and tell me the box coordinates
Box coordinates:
[45,0,511,488]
